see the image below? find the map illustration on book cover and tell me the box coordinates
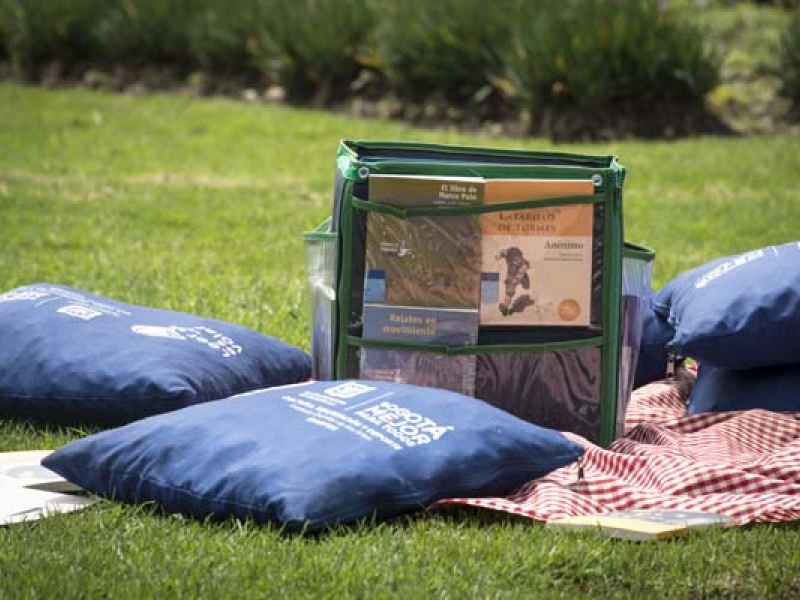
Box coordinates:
[547,509,734,541]
[479,179,595,327]
[365,174,484,310]
[364,215,481,309]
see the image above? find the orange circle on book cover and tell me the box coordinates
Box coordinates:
[558,299,581,322]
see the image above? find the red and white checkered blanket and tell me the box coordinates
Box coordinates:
[436,367,800,525]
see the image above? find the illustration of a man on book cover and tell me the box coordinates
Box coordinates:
[498,246,535,317]
[480,204,593,327]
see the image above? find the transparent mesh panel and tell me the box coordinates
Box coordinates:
[304,229,337,381]
[617,251,655,437]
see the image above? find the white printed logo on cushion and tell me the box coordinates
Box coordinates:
[131,325,186,340]
[131,325,243,358]
[0,289,51,304]
[324,382,376,399]
[57,305,104,320]
[356,401,454,446]
[694,249,765,289]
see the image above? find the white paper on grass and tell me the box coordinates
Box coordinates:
[0,450,82,493]
[0,449,94,526]
[0,486,97,526]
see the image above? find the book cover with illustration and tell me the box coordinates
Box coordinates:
[479,179,595,327]
[547,509,734,541]
[362,175,486,392]
[365,173,484,317]
[364,215,481,310]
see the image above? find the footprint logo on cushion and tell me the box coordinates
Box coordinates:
[0,289,51,304]
[131,325,243,357]
[131,325,187,340]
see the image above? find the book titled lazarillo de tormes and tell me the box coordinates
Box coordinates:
[479,179,595,327]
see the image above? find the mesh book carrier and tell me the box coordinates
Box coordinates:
[304,140,654,446]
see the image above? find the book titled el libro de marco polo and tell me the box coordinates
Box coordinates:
[361,175,482,395]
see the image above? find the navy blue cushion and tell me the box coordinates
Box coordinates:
[633,290,677,390]
[654,241,800,369]
[688,363,800,414]
[42,380,584,532]
[0,283,311,425]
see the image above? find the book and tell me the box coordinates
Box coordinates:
[365,174,483,310]
[0,450,81,493]
[1,487,97,526]
[362,175,484,392]
[0,450,95,527]
[547,509,734,541]
[364,173,483,339]
[364,215,481,310]
[479,179,595,327]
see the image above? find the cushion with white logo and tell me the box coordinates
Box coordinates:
[653,241,800,369]
[633,290,678,389]
[688,363,800,414]
[0,283,311,425]
[42,380,584,532]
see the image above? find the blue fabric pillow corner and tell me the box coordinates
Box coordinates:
[688,363,800,414]
[42,380,584,532]
[654,241,800,370]
[0,283,311,425]
[633,290,677,390]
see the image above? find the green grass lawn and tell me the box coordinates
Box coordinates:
[2,82,800,598]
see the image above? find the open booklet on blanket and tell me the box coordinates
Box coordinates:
[547,509,734,541]
[0,450,95,526]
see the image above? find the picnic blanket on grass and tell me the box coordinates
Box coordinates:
[435,367,800,525]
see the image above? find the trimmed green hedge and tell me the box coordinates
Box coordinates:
[373,0,508,105]
[0,0,722,130]
[0,0,263,71]
[255,0,375,103]
[501,0,719,111]
[0,0,104,67]
[779,10,800,109]
[185,1,260,71]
